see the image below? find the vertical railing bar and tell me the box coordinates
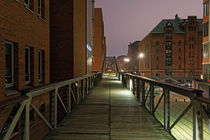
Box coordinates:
[164,88,170,131]
[67,83,72,113]
[24,98,30,140]
[150,84,154,115]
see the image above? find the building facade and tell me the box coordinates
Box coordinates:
[86,0,95,74]
[92,8,106,72]
[0,0,50,139]
[127,41,140,72]
[50,0,89,82]
[203,0,210,80]
[138,15,203,81]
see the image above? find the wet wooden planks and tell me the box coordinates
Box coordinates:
[46,77,174,140]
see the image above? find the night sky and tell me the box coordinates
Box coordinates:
[95,0,203,57]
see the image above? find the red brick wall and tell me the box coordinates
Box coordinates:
[0,0,50,139]
[138,17,202,80]
[73,0,87,77]
[92,8,105,72]
[50,0,74,82]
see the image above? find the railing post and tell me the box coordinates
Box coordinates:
[136,78,140,100]
[193,100,203,140]
[150,84,154,116]
[86,78,88,95]
[76,82,80,105]
[81,80,84,98]
[164,89,170,131]
[24,99,30,140]
[132,77,135,95]
[51,88,58,128]
[67,84,72,113]
[141,81,145,106]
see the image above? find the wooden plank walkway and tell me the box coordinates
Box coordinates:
[46,76,174,140]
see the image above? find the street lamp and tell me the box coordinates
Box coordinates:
[124,58,130,62]
[139,53,144,58]
[138,53,144,76]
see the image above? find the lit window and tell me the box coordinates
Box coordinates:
[203,2,209,17]
[25,47,30,84]
[5,41,14,87]
[203,44,209,58]
[204,22,209,37]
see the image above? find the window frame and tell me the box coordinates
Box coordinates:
[38,50,43,82]
[5,41,14,88]
[25,47,30,84]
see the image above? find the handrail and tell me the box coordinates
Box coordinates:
[0,95,29,109]
[126,73,203,98]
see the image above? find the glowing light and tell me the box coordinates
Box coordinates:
[124,58,130,62]
[86,44,92,52]
[139,53,144,58]
[129,79,133,91]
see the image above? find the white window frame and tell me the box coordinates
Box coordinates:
[25,47,30,84]
[5,41,14,88]
[38,50,43,82]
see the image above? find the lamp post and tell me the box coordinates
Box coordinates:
[124,58,130,72]
[138,53,144,76]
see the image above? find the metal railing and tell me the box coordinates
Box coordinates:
[119,72,210,140]
[0,72,102,140]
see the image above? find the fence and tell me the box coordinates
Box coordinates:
[0,72,102,140]
[119,72,210,140]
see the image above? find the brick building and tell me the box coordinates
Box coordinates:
[138,15,203,81]
[92,8,106,72]
[117,55,129,72]
[0,0,50,139]
[202,0,210,80]
[50,0,91,82]
[127,41,141,72]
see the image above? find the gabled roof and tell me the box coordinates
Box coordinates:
[129,41,140,51]
[150,15,203,34]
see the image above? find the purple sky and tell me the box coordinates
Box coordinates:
[95,0,203,57]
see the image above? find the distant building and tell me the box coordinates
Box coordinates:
[127,41,141,73]
[0,0,50,139]
[117,55,129,72]
[92,8,106,72]
[138,15,203,81]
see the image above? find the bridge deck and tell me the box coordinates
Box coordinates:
[46,77,174,140]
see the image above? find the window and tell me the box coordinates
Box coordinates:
[25,47,30,84]
[204,2,209,17]
[179,64,181,70]
[38,50,44,82]
[203,44,209,58]
[5,42,14,87]
[204,22,209,37]
[166,30,172,39]
[192,44,194,49]
[25,0,34,11]
[189,44,191,49]
[156,40,159,46]
[179,56,181,60]
[156,65,159,69]
[178,40,181,46]
[38,0,45,19]
[179,48,181,52]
